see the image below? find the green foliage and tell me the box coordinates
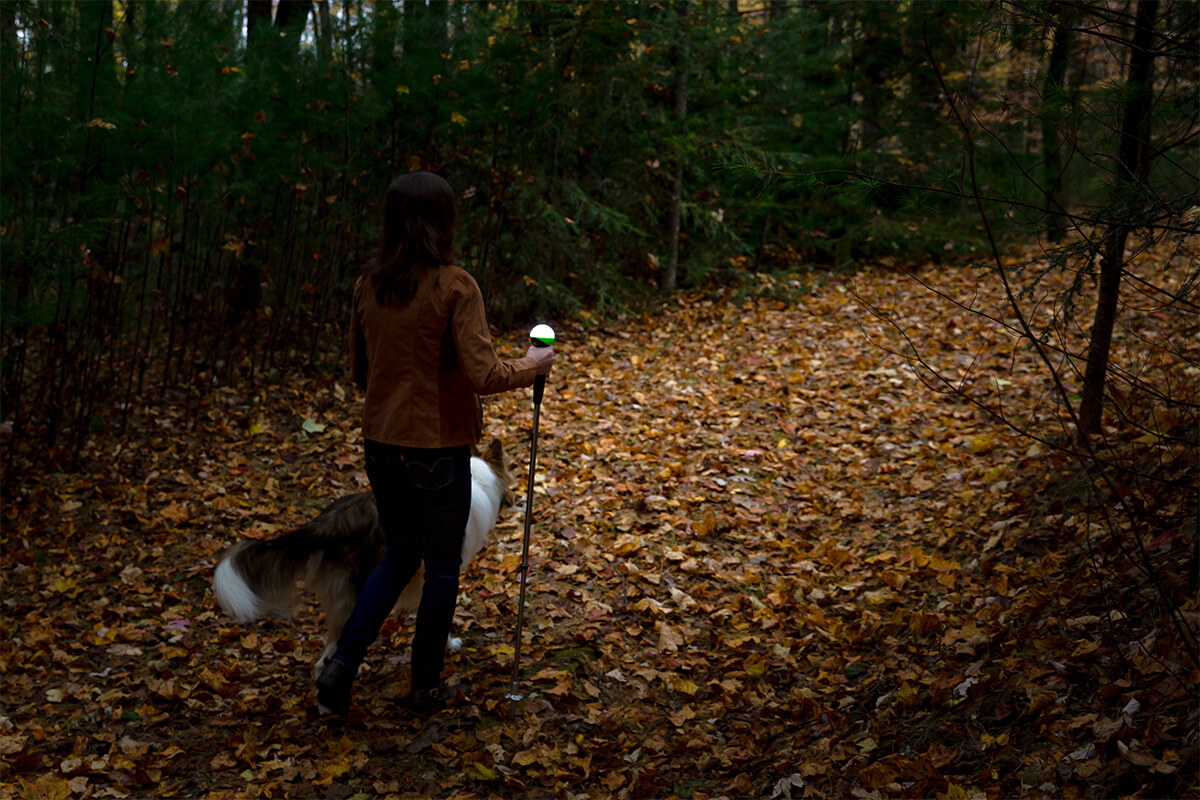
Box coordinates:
[1,0,1196,465]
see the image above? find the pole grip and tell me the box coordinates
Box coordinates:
[528,324,553,406]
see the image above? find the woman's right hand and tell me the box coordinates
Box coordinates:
[526,345,555,375]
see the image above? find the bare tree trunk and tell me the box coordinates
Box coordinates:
[1041,9,1075,243]
[1,3,19,114]
[275,0,312,53]
[1078,0,1159,438]
[664,0,690,294]
[76,0,115,200]
[316,0,332,64]
[247,0,272,47]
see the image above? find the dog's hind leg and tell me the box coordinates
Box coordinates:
[315,640,339,677]
[312,570,357,678]
[314,608,351,677]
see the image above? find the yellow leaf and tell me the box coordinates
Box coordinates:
[451,112,468,125]
[980,731,1009,750]
[941,784,970,800]
[968,435,995,454]
[668,675,700,696]
[744,653,768,675]
[20,776,73,800]
[512,749,540,767]
[474,763,499,780]
[314,758,352,786]
[90,623,117,644]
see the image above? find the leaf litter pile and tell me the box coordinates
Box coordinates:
[3,250,1197,800]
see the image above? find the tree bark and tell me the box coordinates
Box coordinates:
[1077,0,1159,438]
[1041,9,1076,243]
[664,1,690,294]
[77,0,116,200]
[275,0,311,53]
[1,3,19,114]
[246,0,272,47]
[316,0,332,64]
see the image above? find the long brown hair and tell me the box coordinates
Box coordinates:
[363,172,458,307]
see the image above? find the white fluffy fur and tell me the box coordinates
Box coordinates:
[212,558,261,622]
[389,454,507,611]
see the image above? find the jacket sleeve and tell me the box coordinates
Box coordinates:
[450,272,539,396]
[349,278,369,391]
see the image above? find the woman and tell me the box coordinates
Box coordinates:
[317,171,554,715]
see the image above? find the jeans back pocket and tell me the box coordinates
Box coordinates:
[403,454,457,492]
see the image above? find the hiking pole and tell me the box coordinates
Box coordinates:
[508,324,554,711]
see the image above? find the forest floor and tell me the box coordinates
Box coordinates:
[2,249,1197,800]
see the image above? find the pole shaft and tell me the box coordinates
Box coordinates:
[509,374,545,698]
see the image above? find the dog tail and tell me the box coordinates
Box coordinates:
[212,492,379,623]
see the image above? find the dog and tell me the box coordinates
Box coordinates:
[212,438,514,674]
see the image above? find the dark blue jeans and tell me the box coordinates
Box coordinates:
[333,440,471,691]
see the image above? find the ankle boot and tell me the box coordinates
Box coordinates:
[316,658,355,716]
[401,682,447,714]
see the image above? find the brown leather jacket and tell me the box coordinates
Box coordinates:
[349,265,539,448]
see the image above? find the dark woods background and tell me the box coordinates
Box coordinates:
[1,0,1197,474]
